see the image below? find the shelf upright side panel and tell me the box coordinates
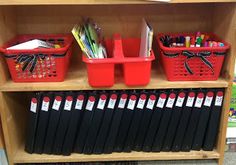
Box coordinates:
[0,92,29,165]
[0,6,17,85]
[212,3,236,165]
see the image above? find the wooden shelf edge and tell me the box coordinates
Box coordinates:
[0,66,230,92]
[0,0,235,5]
[14,144,220,163]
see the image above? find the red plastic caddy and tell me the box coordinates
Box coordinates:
[83,34,155,87]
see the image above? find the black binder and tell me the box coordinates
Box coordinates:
[43,92,64,154]
[114,91,137,152]
[103,91,128,154]
[93,91,118,154]
[152,92,176,152]
[124,91,147,152]
[83,92,108,154]
[74,92,98,153]
[133,92,156,151]
[203,90,224,151]
[53,92,74,155]
[192,91,214,150]
[172,91,196,152]
[143,92,165,152]
[34,92,53,154]
[62,92,86,155]
[162,91,186,151]
[25,92,42,153]
[181,91,205,151]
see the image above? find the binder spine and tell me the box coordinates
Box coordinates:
[103,92,128,154]
[114,92,137,152]
[152,92,176,152]
[74,93,98,153]
[172,91,195,152]
[181,92,205,151]
[124,92,147,152]
[162,91,186,151]
[93,92,118,154]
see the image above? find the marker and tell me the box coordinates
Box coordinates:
[200,34,205,40]
[185,36,190,48]
[204,42,208,47]
[218,42,224,47]
[196,37,202,47]
[190,38,195,47]
[176,37,181,47]
[213,41,218,47]
[196,31,201,41]
[209,41,213,47]
[180,36,185,47]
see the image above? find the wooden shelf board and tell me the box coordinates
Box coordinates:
[0,0,235,5]
[14,144,220,163]
[0,65,229,91]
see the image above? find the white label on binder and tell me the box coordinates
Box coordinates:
[108,99,117,109]
[41,97,50,111]
[75,95,84,110]
[97,95,107,110]
[176,97,185,107]
[146,95,156,110]
[118,94,128,109]
[52,96,62,111]
[156,97,166,108]
[215,96,223,106]
[137,94,147,109]
[194,97,204,108]
[30,98,37,113]
[127,95,137,110]
[186,96,194,107]
[64,96,73,111]
[204,96,213,107]
[166,97,175,108]
[107,94,117,109]
[86,96,95,111]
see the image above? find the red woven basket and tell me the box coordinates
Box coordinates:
[0,34,73,82]
[157,33,230,81]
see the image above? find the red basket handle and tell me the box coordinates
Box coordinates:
[113,34,124,59]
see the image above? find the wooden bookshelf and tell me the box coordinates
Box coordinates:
[0,2,235,165]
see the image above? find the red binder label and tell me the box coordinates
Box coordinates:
[176,92,185,107]
[137,94,147,109]
[75,95,84,110]
[156,93,167,108]
[215,91,224,106]
[30,98,37,113]
[118,94,128,109]
[186,92,195,107]
[204,92,214,107]
[127,95,137,110]
[166,93,176,108]
[107,94,117,109]
[52,96,62,111]
[64,96,73,111]
[146,95,156,110]
[41,97,50,111]
[194,93,204,108]
[86,96,95,111]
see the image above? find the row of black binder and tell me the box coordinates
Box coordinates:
[25,89,224,155]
